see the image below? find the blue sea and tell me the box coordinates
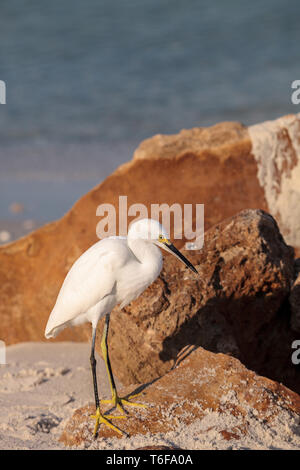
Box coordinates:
[0,0,299,223]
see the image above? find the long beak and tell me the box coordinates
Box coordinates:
[163,241,198,274]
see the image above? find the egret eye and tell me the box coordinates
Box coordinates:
[158,234,163,241]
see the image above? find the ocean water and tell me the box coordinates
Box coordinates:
[0,0,299,222]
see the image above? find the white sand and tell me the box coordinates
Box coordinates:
[0,342,119,450]
[0,342,299,450]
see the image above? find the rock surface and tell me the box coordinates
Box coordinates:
[1,208,299,393]
[289,260,300,333]
[1,114,300,348]
[249,114,300,250]
[0,119,256,345]
[89,209,298,394]
[59,346,300,449]
[1,115,300,392]
[135,445,179,450]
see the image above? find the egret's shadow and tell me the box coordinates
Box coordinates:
[158,292,300,395]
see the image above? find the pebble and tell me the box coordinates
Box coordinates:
[0,231,11,243]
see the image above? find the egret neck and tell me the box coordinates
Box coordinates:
[127,236,163,279]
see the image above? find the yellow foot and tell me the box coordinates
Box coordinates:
[90,407,126,437]
[101,391,147,415]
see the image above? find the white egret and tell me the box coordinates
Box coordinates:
[45,218,198,436]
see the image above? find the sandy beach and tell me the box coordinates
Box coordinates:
[0,342,300,450]
[0,342,115,450]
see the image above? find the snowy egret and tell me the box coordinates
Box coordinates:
[45,218,198,436]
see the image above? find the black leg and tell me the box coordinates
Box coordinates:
[101,313,117,394]
[89,324,126,437]
[100,313,146,413]
[90,326,100,410]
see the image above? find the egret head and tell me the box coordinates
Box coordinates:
[128,218,198,274]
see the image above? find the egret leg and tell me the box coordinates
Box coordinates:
[100,313,147,414]
[89,326,125,437]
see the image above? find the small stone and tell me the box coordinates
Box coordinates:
[23,220,35,230]
[9,202,24,214]
[0,231,11,243]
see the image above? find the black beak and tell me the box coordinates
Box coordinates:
[165,242,198,274]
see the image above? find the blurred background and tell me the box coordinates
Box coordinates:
[0,0,299,241]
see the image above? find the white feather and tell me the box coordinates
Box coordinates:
[45,222,166,338]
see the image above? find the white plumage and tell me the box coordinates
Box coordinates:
[45,219,168,338]
[44,218,197,437]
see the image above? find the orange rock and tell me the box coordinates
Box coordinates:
[0,119,263,346]
[9,202,24,214]
[91,209,297,394]
[59,347,300,447]
[0,115,300,393]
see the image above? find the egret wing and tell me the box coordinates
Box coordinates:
[45,238,129,337]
